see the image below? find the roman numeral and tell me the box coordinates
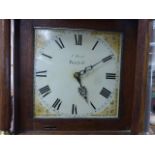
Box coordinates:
[106,73,116,79]
[74,34,82,45]
[55,37,65,49]
[72,104,77,115]
[36,70,47,77]
[52,98,62,110]
[92,41,99,50]
[41,53,52,59]
[90,101,96,111]
[102,55,113,63]
[100,87,111,98]
[39,85,51,97]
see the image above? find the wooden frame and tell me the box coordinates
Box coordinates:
[0,20,11,132]
[131,20,150,134]
[12,19,150,134]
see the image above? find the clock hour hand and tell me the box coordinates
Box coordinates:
[79,54,114,76]
[73,72,88,103]
[73,72,82,87]
[78,86,88,103]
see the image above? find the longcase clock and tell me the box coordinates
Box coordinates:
[0,19,150,134]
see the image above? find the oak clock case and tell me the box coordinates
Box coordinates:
[14,20,147,134]
[34,28,122,119]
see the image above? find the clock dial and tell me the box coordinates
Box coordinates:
[34,28,122,118]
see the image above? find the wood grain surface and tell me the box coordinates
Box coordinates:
[0,20,11,131]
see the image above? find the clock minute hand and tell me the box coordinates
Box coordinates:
[79,54,114,76]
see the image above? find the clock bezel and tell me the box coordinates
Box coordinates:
[13,19,149,134]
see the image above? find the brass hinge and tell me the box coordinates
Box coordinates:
[0,130,10,135]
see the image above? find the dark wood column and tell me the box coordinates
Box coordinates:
[131,20,150,134]
[0,20,11,132]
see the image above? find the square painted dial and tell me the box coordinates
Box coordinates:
[33,28,122,118]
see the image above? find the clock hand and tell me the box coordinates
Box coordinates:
[73,54,113,103]
[73,72,88,103]
[78,86,88,103]
[73,72,82,87]
[79,54,114,76]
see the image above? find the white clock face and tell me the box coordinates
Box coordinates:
[34,28,122,118]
